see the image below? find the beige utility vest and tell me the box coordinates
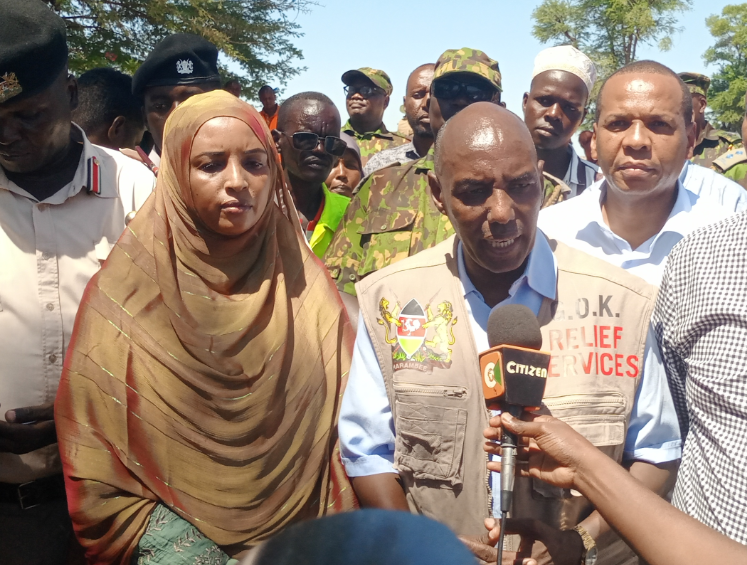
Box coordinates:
[356,235,656,537]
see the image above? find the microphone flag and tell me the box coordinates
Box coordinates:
[480,345,551,407]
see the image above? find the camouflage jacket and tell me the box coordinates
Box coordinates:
[323,153,452,295]
[691,122,741,169]
[542,172,572,208]
[323,152,571,295]
[342,120,411,168]
[713,146,747,191]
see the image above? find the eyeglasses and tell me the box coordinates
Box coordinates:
[431,79,497,103]
[281,131,347,157]
[344,85,386,98]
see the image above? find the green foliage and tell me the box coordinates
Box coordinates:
[532,0,692,74]
[532,0,692,129]
[45,0,311,98]
[704,4,747,131]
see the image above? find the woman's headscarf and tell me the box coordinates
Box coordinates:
[55,90,356,564]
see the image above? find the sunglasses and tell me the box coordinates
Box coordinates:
[432,79,496,103]
[281,131,347,157]
[344,85,386,98]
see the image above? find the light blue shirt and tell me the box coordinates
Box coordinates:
[538,178,734,286]
[339,234,682,516]
[680,161,747,213]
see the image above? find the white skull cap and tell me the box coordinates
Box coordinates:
[532,45,597,94]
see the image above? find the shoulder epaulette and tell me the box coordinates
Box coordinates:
[716,129,741,144]
[713,146,747,171]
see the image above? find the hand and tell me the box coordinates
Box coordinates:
[0,402,57,454]
[503,519,585,565]
[483,412,597,490]
[458,518,537,565]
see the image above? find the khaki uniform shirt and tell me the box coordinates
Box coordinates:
[0,130,155,483]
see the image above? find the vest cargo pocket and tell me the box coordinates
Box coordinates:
[532,392,627,499]
[393,399,467,486]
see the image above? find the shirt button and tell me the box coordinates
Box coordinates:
[349,274,356,281]
[46,303,55,311]
[48,354,57,364]
[41,252,51,260]
[380,224,387,230]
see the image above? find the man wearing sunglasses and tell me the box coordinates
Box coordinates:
[272,91,351,258]
[325,48,504,296]
[341,68,410,167]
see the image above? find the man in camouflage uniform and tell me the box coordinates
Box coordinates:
[679,72,741,168]
[326,48,567,296]
[710,91,747,190]
[342,67,410,167]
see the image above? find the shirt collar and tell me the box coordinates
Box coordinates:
[0,125,117,204]
[580,178,696,249]
[457,231,558,304]
[342,120,392,139]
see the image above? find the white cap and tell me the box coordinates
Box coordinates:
[532,45,597,94]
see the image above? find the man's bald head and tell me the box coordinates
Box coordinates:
[434,102,538,179]
[429,102,544,278]
[277,91,337,132]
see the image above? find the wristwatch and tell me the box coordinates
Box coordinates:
[572,525,598,565]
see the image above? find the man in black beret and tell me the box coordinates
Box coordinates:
[0,1,155,562]
[132,33,222,168]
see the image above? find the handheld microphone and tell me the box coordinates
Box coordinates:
[478,304,550,559]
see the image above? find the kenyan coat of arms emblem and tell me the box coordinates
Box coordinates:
[377,297,458,373]
[176,59,194,75]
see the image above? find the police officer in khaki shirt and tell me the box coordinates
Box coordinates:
[0,2,154,562]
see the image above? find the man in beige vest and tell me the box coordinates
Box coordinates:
[338,103,681,565]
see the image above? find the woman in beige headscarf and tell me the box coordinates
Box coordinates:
[55,90,356,565]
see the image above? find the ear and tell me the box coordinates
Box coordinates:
[591,123,598,162]
[67,74,79,112]
[686,120,696,158]
[522,92,529,113]
[383,95,390,110]
[271,129,282,150]
[537,159,544,179]
[428,171,448,217]
[107,116,127,146]
[696,95,708,114]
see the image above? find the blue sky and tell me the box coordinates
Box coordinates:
[242,0,734,130]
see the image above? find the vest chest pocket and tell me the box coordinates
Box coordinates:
[393,399,467,487]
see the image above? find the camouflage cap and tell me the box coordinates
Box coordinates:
[678,72,711,97]
[433,48,502,92]
[341,67,393,96]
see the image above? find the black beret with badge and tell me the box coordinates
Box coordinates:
[0,0,68,105]
[132,33,221,98]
